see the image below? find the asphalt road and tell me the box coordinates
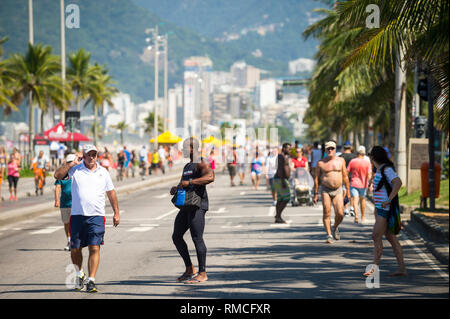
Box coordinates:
[0,170,448,299]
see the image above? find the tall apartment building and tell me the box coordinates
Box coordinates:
[230,61,260,88]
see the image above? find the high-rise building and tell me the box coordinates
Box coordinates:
[230,61,260,88]
[168,84,183,133]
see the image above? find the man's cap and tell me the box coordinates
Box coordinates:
[358,146,366,154]
[325,141,336,149]
[83,144,98,154]
[66,154,76,162]
[343,141,352,149]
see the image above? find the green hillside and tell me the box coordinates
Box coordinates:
[0,0,295,105]
[132,0,325,64]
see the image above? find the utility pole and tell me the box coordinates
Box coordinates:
[163,34,168,132]
[395,44,407,183]
[28,0,34,162]
[153,25,159,150]
[427,72,436,210]
[60,0,66,125]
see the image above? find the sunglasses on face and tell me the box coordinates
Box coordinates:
[326,147,335,151]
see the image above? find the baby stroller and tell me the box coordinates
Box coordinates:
[290,167,314,206]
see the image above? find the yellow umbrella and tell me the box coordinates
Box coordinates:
[202,136,222,147]
[149,131,182,144]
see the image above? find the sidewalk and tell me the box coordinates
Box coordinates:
[0,164,182,226]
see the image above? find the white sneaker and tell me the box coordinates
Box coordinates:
[344,209,349,217]
[64,241,70,251]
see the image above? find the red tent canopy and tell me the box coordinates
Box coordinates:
[43,122,91,142]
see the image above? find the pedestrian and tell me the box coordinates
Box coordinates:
[158,146,166,174]
[100,147,112,171]
[291,146,309,171]
[139,145,148,179]
[236,145,246,186]
[310,141,322,177]
[54,153,76,251]
[272,143,292,223]
[152,149,160,175]
[208,150,216,187]
[364,146,407,277]
[226,145,237,186]
[313,141,350,244]
[32,151,50,196]
[117,150,125,181]
[250,152,263,190]
[0,146,7,201]
[265,147,278,205]
[54,144,120,292]
[7,153,20,201]
[130,150,137,178]
[347,146,372,224]
[170,137,214,284]
[340,141,357,216]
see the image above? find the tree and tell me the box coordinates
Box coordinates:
[5,43,68,156]
[0,37,17,114]
[110,121,128,145]
[144,111,164,137]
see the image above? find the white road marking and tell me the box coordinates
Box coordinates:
[209,207,227,214]
[268,206,275,217]
[154,194,169,199]
[30,226,63,235]
[240,191,246,195]
[155,208,178,220]
[403,238,448,280]
[128,226,154,232]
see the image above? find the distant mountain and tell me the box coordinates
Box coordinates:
[0,0,325,107]
[132,0,325,69]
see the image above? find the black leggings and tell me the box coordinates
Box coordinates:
[172,208,207,272]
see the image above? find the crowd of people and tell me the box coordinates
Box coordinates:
[1,137,407,292]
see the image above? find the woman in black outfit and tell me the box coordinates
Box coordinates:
[170,137,214,284]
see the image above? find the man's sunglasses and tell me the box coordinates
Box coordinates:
[326,147,335,151]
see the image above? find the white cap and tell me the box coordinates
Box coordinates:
[83,144,98,154]
[66,154,76,163]
[325,141,336,149]
[358,145,366,154]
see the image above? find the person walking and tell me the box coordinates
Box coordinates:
[0,146,7,201]
[32,151,50,196]
[347,146,372,224]
[250,152,264,190]
[170,137,214,284]
[55,153,76,251]
[291,146,309,171]
[236,145,246,186]
[364,146,407,277]
[139,145,149,179]
[265,147,278,206]
[226,146,237,187]
[272,143,292,224]
[310,142,322,177]
[117,150,125,181]
[7,153,20,201]
[340,142,357,216]
[54,145,120,292]
[313,141,350,244]
[208,150,216,187]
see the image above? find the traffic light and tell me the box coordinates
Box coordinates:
[417,78,428,101]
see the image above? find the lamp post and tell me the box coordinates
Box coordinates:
[60,0,66,125]
[28,0,34,163]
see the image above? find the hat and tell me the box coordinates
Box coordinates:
[83,144,97,154]
[66,154,76,163]
[358,146,366,154]
[343,141,352,149]
[325,141,336,149]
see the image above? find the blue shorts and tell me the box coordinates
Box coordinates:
[70,215,106,249]
[376,207,389,219]
[351,187,367,198]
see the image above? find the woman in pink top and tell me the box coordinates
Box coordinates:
[7,153,20,201]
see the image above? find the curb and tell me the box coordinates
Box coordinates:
[0,173,180,227]
[402,211,449,266]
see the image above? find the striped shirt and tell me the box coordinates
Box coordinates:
[373,165,398,210]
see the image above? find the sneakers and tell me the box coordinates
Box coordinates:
[326,235,334,244]
[332,227,341,241]
[86,280,98,293]
[274,217,287,224]
[344,209,349,217]
[75,272,87,291]
[349,208,355,217]
[64,241,70,251]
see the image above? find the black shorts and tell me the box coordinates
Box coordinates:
[7,175,19,188]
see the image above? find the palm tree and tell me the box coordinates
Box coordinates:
[0,37,17,114]
[110,121,128,145]
[67,49,100,112]
[83,65,118,146]
[5,43,65,156]
[144,111,164,137]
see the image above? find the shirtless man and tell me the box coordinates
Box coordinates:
[313,141,350,243]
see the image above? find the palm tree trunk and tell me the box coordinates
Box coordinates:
[28,92,34,161]
[395,45,407,181]
[94,105,98,146]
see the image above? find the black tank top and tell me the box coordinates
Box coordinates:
[181,161,209,211]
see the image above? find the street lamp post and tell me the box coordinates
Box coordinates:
[28,0,34,163]
[153,25,159,150]
[163,34,168,132]
[60,0,66,125]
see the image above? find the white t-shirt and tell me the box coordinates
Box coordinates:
[69,162,115,216]
[158,148,166,161]
[236,148,246,164]
[265,154,278,178]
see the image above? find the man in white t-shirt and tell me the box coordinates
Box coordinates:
[265,147,279,205]
[54,144,120,293]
